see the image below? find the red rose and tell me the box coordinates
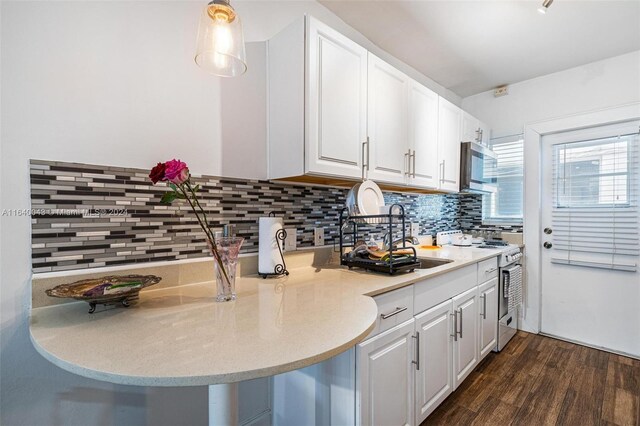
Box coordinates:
[164,159,189,185]
[149,162,167,184]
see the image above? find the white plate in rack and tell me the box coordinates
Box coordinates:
[357,180,385,221]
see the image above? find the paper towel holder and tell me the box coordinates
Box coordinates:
[260,213,289,279]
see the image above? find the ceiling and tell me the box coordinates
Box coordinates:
[318,0,640,97]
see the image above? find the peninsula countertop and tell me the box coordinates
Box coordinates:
[29,246,503,386]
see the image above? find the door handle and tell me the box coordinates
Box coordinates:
[450,312,457,341]
[544,228,553,235]
[458,307,463,338]
[544,242,553,249]
[412,332,420,370]
[481,294,487,319]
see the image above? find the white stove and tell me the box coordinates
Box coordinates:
[435,230,518,253]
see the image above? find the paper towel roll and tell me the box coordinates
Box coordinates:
[259,217,284,275]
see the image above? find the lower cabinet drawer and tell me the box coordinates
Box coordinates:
[413,264,477,315]
[477,257,499,284]
[368,286,414,338]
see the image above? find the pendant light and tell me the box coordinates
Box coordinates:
[194,0,247,77]
[538,0,553,14]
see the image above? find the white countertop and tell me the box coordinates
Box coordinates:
[29,246,502,386]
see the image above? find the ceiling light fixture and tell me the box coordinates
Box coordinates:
[194,0,247,77]
[538,0,554,14]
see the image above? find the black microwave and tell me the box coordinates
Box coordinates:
[460,142,498,193]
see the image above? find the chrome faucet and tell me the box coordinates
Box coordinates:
[382,233,419,251]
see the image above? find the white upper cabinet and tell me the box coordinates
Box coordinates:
[461,111,480,143]
[268,16,367,180]
[408,81,440,189]
[367,54,410,185]
[268,16,488,192]
[437,97,462,192]
[462,112,490,145]
[306,18,368,179]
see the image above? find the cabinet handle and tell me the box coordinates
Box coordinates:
[439,161,445,183]
[442,160,446,182]
[380,306,407,320]
[412,332,420,370]
[362,138,370,180]
[412,150,416,178]
[480,294,487,320]
[404,150,411,176]
[485,267,498,274]
[458,307,463,338]
[366,137,370,172]
[450,312,457,341]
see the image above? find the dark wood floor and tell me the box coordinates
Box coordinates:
[423,331,640,426]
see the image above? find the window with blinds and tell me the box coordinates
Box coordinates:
[482,135,524,223]
[551,132,639,271]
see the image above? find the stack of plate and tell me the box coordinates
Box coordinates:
[345,180,386,223]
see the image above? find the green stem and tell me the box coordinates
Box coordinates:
[176,183,232,286]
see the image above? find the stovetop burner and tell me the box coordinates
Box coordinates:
[483,240,509,247]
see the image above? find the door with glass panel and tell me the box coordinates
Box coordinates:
[540,121,640,357]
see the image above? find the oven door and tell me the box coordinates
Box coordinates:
[460,142,498,193]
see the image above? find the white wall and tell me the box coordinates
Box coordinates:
[462,50,640,138]
[0,1,458,425]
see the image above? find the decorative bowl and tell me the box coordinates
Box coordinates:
[46,274,162,313]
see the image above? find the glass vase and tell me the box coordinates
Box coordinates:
[211,237,244,302]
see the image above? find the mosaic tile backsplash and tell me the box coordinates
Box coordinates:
[30,160,521,273]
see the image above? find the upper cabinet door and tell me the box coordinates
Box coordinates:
[305,17,368,179]
[437,98,462,192]
[367,54,410,185]
[408,81,439,189]
[460,111,480,143]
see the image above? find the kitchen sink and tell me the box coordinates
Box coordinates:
[416,258,454,269]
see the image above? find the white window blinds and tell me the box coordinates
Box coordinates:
[483,135,524,223]
[551,130,639,271]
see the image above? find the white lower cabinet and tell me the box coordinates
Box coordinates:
[452,286,479,389]
[357,318,416,426]
[414,299,454,424]
[478,277,499,360]
[356,265,494,425]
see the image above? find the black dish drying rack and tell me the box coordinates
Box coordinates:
[339,204,420,275]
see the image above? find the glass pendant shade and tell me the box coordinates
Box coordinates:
[195,0,247,77]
